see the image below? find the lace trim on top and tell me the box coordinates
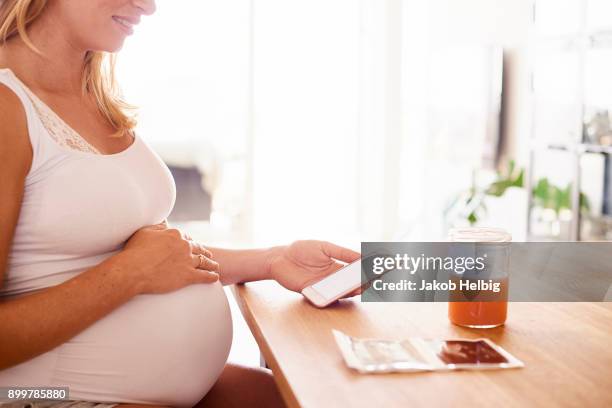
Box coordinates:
[11,73,102,154]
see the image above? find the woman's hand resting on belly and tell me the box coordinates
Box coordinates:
[120,220,220,295]
[0,218,221,370]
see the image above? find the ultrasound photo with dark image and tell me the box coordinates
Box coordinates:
[437,340,508,365]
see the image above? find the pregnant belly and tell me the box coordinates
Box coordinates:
[0,282,232,408]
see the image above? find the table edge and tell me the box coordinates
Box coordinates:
[231,283,302,408]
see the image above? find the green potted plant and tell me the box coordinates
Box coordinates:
[445,160,590,238]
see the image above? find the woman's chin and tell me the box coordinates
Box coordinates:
[103,42,126,53]
[89,37,128,53]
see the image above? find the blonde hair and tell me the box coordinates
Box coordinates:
[0,0,136,137]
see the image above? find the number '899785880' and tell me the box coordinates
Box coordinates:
[2,387,69,401]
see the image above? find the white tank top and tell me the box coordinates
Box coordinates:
[0,67,177,296]
[0,68,232,407]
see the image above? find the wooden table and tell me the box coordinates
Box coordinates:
[232,281,612,408]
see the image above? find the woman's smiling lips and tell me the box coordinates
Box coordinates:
[112,15,139,35]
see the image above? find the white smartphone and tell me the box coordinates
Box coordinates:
[301,259,362,308]
[301,254,392,308]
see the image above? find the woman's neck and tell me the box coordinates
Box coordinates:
[0,8,87,96]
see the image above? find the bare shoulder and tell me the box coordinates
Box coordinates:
[0,81,31,284]
[0,82,32,177]
[0,81,28,120]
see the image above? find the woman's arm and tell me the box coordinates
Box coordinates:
[208,246,284,286]
[0,255,141,370]
[210,241,360,292]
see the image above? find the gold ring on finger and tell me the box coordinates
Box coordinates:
[198,254,205,269]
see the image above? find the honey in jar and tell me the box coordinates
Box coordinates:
[447,227,511,328]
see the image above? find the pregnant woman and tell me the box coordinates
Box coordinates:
[0,1,360,407]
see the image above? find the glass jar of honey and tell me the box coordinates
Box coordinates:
[447,227,511,328]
